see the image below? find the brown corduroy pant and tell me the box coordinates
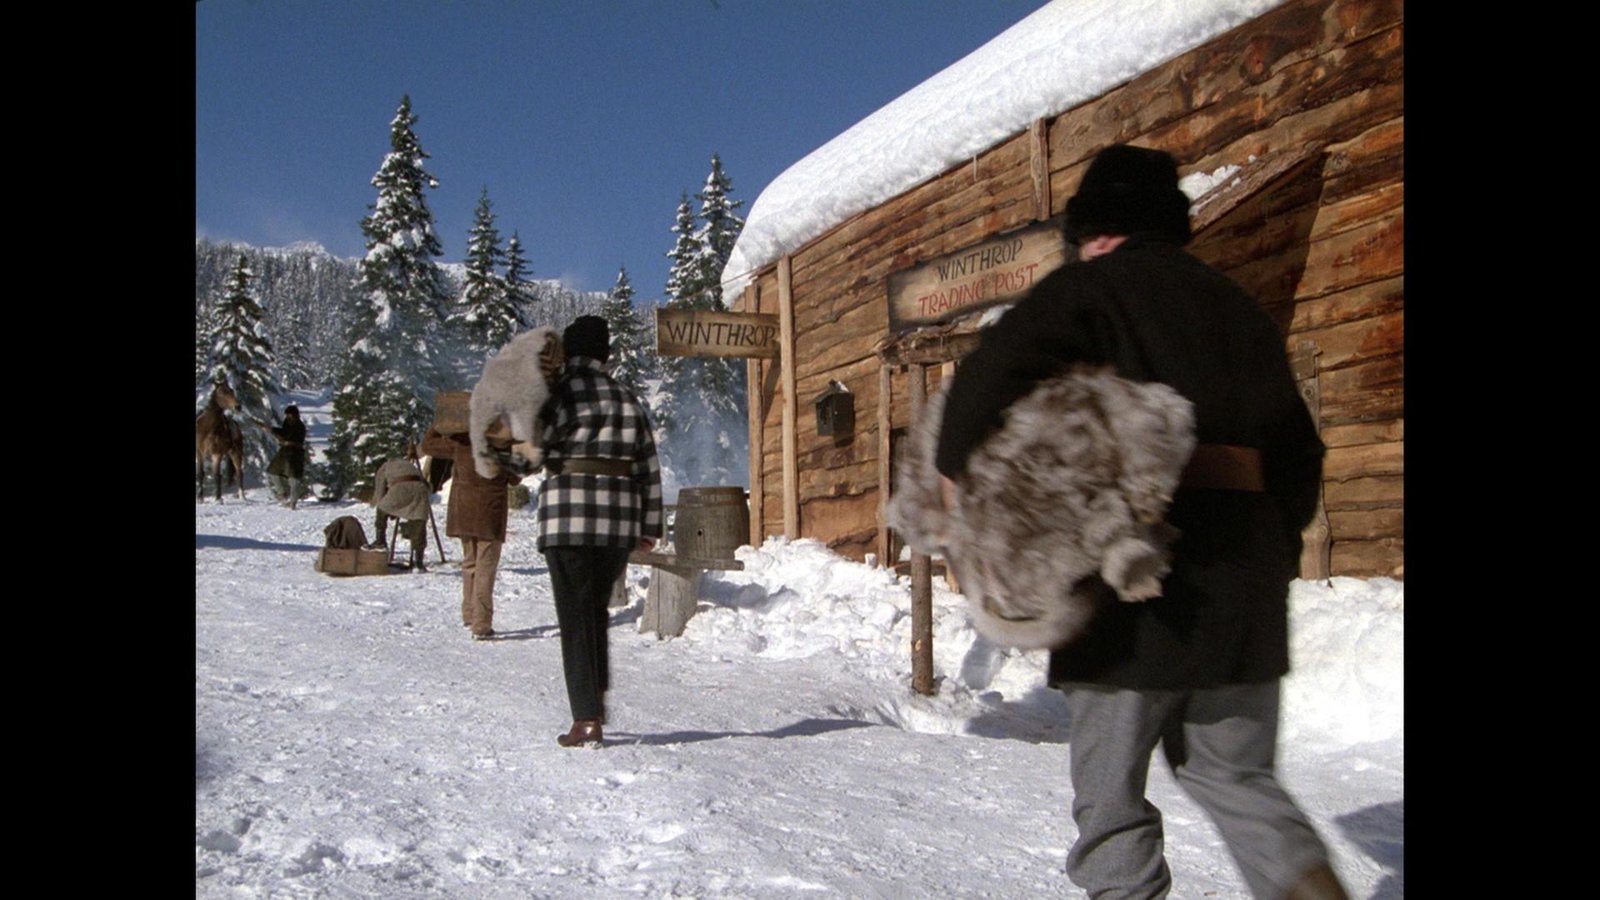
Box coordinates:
[459,538,503,635]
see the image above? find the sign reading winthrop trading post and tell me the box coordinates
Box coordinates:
[887,218,1069,329]
[656,308,781,359]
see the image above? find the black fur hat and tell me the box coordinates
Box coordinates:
[1063,145,1192,246]
[563,315,610,362]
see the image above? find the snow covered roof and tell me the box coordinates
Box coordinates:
[720,0,1287,298]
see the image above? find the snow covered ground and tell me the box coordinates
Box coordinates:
[196,495,1401,897]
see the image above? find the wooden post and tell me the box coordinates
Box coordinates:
[778,254,799,539]
[1030,116,1051,221]
[877,363,894,568]
[908,364,934,695]
[641,564,700,638]
[745,283,766,549]
[1292,340,1331,581]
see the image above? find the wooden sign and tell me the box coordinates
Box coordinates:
[656,308,781,359]
[887,218,1069,329]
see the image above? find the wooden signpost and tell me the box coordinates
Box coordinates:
[644,318,775,637]
[886,217,1069,330]
[655,308,780,360]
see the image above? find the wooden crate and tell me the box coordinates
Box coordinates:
[433,391,471,435]
[315,547,393,577]
[430,391,520,444]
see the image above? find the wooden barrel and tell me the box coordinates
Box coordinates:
[673,486,750,561]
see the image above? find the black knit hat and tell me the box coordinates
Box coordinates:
[284,405,300,417]
[1063,145,1192,246]
[563,315,610,363]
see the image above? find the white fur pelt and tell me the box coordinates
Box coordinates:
[468,327,561,479]
[887,365,1196,649]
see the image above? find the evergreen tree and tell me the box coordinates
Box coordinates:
[664,193,701,307]
[454,187,522,351]
[654,157,749,487]
[274,299,315,391]
[326,95,452,498]
[206,255,283,471]
[196,293,218,386]
[599,266,655,397]
[688,153,747,424]
[503,231,534,334]
[693,153,746,310]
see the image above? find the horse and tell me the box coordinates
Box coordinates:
[196,382,247,502]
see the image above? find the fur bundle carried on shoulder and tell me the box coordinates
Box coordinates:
[887,365,1196,649]
[468,327,564,479]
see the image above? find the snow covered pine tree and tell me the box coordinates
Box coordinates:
[205,254,283,474]
[326,95,453,500]
[654,156,748,487]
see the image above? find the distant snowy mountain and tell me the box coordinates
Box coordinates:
[196,238,610,389]
[278,240,334,256]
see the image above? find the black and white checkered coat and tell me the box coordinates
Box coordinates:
[536,357,664,551]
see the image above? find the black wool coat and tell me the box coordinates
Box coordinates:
[266,416,307,479]
[935,234,1324,690]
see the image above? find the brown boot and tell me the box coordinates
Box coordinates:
[1284,862,1349,900]
[556,719,603,748]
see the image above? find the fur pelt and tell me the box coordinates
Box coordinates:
[886,365,1196,649]
[468,327,562,479]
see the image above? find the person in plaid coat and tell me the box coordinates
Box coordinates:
[537,315,663,748]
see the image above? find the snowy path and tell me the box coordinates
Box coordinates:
[197,498,1401,898]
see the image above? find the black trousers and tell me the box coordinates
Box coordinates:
[544,545,631,720]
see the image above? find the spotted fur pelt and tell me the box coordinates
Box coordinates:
[887,365,1196,649]
[468,327,562,479]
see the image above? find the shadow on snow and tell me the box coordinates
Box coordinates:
[607,717,877,746]
[196,534,321,553]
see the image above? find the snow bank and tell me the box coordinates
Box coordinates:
[680,537,1401,749]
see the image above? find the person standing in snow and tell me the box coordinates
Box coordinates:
[421,427,516,640]
[264,405,307,509]
[934,145,1344,899]
[368,443,432,572]
[537,316,663,749]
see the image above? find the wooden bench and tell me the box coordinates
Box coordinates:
[628,549,744,638]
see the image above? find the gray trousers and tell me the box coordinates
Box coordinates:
[266,474,303,503]
[1060,681,1331,899]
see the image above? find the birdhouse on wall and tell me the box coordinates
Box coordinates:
[814,380,854,436]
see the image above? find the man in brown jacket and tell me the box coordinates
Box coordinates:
[369,443,433,571]
[421,428,516,639]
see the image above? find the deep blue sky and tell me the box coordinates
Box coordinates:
[196,0,1047,298]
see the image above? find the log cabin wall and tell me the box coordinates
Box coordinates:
[734,0,1402,577]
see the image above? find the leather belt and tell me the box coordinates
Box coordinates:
[392,474,425,485]
[553,458,632,477]
[1180,443,1265,492]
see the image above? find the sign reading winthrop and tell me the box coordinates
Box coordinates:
[887,218,1069,329]
[656,308,781,359]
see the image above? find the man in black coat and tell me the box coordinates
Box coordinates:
[935,145,1344,899]
[265,405,307,509]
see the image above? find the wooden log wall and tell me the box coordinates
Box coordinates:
[734,0,1403,577]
